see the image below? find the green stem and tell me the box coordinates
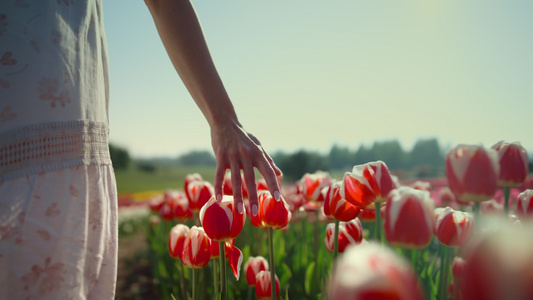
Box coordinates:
[474,202,481,233]
[219,242,227,300]
[213,259,219,297]
[438,245,451,300]
[179,261,188,300]
[313,210,319,298]
[375,202,382,243]
[192,268,198,300]
[333,219,340,261]
[268,227,276,300]
[504,186,510,216]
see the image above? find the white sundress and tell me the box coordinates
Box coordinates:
[0,1,117,299]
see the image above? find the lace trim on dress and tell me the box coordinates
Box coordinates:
[0,120,111,181]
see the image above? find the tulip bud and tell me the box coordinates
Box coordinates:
[517,189,533,219]
[327,180,361,222]
[252,191,291,230]
[300,171,332,202]
[342,164,380,209]
[368,160,397,201]
[324,218,363,253]
[384,187,435,249]
[181,226,211,269]
[184,173,203,202]
[445,144,499,203]
[244,256,269,286]
[436,207,474,247]
[172,195,193,220]
[200,195,246,242]
[186,180,214,212]
[168,224,189,260]
[491,141,529,187]
[328,242,425,300]
[461,221,533,300]
[255,271,280,300]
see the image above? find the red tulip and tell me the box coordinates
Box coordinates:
[200,195,246,242]
[222,171,249,199]
[517,189,533,219]
[244,256,269,287]
[300,171,332,201]
[358,208,376,222]
[491,141,529,187]
[251,191,292,230]
[480,199,503,216]
[322,183,335,220]
[328,242,425,300]
[327,180,361,222]
[452,256,466,278]
[209,239,234,259]
[384,187,435,249]
[224,242,244,280]
[445,144,499,203]
[435,207,474,247]
[186,179,214,212]
[461,221,533,300]
[172,195,193,219]
[159,201,174,221]
[324,218,363,253]
[341,164,380,209]
[184,173,203,202]
[181,226,211,269]
[410,180,431,191]
[149,196,165,213]
[169,224,189,260]
[255,271,280,300]
[368,160,397,201]
[437,187,456,207]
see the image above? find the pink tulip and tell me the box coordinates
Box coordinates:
[517,189,533,219]
[244,256,269,287]
[328,242,425,300]
[324,218,363,253]
[384,187,435,249]
[491,141,529,187]
[445,144,499,203]
[461,221,533,300]
[435,207,474,247]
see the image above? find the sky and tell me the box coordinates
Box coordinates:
[103,1,532,158]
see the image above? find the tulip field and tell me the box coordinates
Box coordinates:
[118,141,533,300]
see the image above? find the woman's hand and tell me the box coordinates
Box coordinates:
[211,119,282,216]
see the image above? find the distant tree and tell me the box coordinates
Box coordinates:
[328,144,355,170]
[109,143,130,170]
[409,138,444,168]
[353,144,374,166]
[370,140,407,170]
[276,150,329,181]
[177,150,216,166]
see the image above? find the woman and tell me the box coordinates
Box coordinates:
[0,0,281,298]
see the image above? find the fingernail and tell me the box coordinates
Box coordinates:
[252,204,258,216]
[217,194,222,202]
[274,191,280,201]
[237,202,243,214]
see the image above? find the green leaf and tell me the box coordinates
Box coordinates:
[305,262,315,296]
[285,288,289,300]
[171,294,177,300]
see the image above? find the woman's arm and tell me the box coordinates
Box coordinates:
[144,0,282,215]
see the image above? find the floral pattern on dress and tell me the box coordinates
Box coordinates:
[20,257,66,294]
[37,77,72,108]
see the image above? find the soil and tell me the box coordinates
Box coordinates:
[115,229,160,300]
